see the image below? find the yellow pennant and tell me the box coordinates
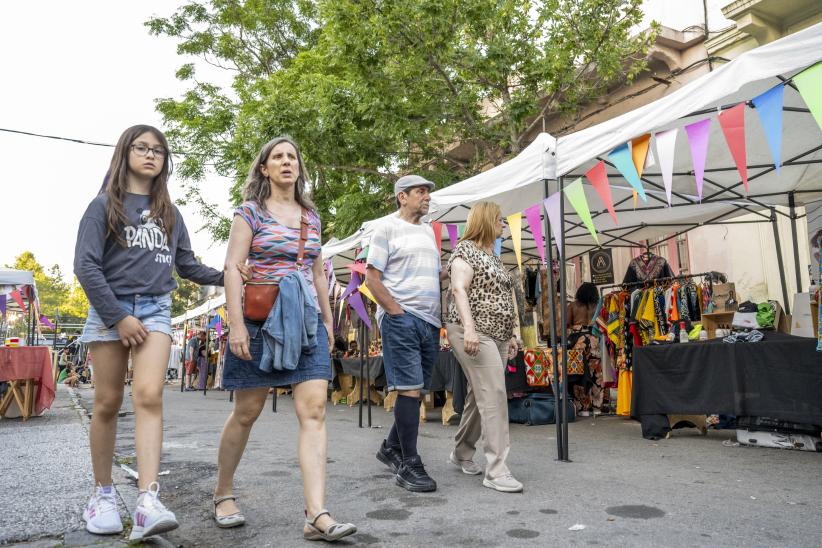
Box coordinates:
[506,212,523,269]
[359,283,377,304]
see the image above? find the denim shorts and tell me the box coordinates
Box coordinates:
[380,312,440,392]
[80,293,172,343]
[221,313,331,390]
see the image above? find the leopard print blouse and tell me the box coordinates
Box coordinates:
[446,240,515,341]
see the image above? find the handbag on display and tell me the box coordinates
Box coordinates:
[524,349,549,387]
[242,209,309,322]
[542,348,585,381]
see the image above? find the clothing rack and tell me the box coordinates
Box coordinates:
[598,271,715,297]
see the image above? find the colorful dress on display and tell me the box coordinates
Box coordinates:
[622,254,674,284]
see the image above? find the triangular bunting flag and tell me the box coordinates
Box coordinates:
[348,291,372,330]
[631,134,651,178]
[655,128,678,205]
[39,314,54,329]
[718,102,749,192]
[431,221,443,253]
[751,84,784,174]
[493,238,502,257]
[215,317,223,338]
[355,246,369,261]
[542,192,563,257]
[446,224,459,249]
[506,212,523,269]
[346,262,367,276]
[523,204,545,264]
[458,223,466,238]
[563,178,599,244]
[608,143,647,202]
[10,289,26,313]
[359,283,377,304]
[0,294,5,316]
[794,62,822,132]
[585,161,617,224]
[340,272,362,301]
[685,118,711,201]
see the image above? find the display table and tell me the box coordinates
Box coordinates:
[0,347,56,420]
[631,333,822,424]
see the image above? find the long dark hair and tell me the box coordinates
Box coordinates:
[102,125,175,246]
[242,136,315,212]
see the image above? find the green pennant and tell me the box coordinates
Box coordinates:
[795,62,822,132]
[355,245,369,261]
[457,223,466,237]
[563,178,599,244]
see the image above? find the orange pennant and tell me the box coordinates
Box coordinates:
[631,134,651,178]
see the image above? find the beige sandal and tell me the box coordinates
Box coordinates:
[213,495,245,528]
[304,509,357,542]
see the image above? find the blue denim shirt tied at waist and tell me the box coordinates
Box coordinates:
[259,271,318,372]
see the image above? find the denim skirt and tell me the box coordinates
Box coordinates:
[221,313,331,390]
[80,293,172,343]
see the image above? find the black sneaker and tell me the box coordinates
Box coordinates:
[376,440,402,473]
[396,455,437,492]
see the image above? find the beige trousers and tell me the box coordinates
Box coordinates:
[446,322,512,480]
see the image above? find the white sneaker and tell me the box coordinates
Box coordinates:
[579,410,591,417]
[129,482,179,541]
[83,485,123,535]
[448,451,482,475]
[483,474,524,493]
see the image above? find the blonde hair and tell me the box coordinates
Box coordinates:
[460,201,501,249]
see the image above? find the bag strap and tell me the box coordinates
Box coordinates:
[295,208,309,268]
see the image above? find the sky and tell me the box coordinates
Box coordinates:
[0,0,731,282]
[0,1,232,278]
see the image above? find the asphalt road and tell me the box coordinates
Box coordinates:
[2,384,821,547]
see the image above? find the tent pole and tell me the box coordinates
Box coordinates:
[558,176,571,462]
[358,321,365,428]
[181,320,188,392]
[789,192,804,293]
[771,207,791,315]
[543,178,562,461]
[203,317,210,396]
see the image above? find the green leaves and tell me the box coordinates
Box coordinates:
[149,0,656,242]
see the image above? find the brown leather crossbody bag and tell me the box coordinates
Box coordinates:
[242,208,309,322]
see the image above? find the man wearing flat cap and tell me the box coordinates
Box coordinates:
[366,174,441,492]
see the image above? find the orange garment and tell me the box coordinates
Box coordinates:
[616,369,633,416]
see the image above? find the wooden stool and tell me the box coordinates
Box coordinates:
[666,414,708,436]
[441,391,458,425]
[419,393,435,422]
[0,378,37,420]
[347,377,382,407]
[383,390,398,412]
[331,373,355,405]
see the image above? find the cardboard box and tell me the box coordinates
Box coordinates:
[701,312,736,339]
[711,283,738,312]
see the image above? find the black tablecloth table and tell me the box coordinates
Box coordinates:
[631,333,822,425]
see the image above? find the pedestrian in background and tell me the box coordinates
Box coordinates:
[445,201,523,493]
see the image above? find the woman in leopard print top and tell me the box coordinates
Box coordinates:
[445,201,522,493]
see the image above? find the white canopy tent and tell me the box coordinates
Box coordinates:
[324,23,822,298]
[0,269,41,343]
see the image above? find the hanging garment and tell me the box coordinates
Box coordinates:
[622,254,674,284]
[616,369,633,416]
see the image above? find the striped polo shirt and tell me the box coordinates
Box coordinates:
[366,213,441,328]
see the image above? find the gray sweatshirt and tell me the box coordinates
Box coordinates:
[74,193,224,328]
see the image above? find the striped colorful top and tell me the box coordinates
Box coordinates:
[234,201,322,302]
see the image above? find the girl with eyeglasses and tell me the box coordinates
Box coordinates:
[74,125,226,541]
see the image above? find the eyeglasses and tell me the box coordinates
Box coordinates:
[131,144,167,158]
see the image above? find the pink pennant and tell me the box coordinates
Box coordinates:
[446,224,459,249]
[542,192,563,258]
[348,291,372,329]
[39,314,55,329]
[718,103,749,192]
[523,204,545,264]
[346,262,367,276]
[10,289,26,313]
[431,221,443,253]
[585,161,617,224]
[215,317,223,338]
[685,118,711,201]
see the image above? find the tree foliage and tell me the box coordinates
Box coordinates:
[5,251,89,323]
[147,0,656,240]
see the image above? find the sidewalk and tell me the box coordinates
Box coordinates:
[3,383,821,547]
